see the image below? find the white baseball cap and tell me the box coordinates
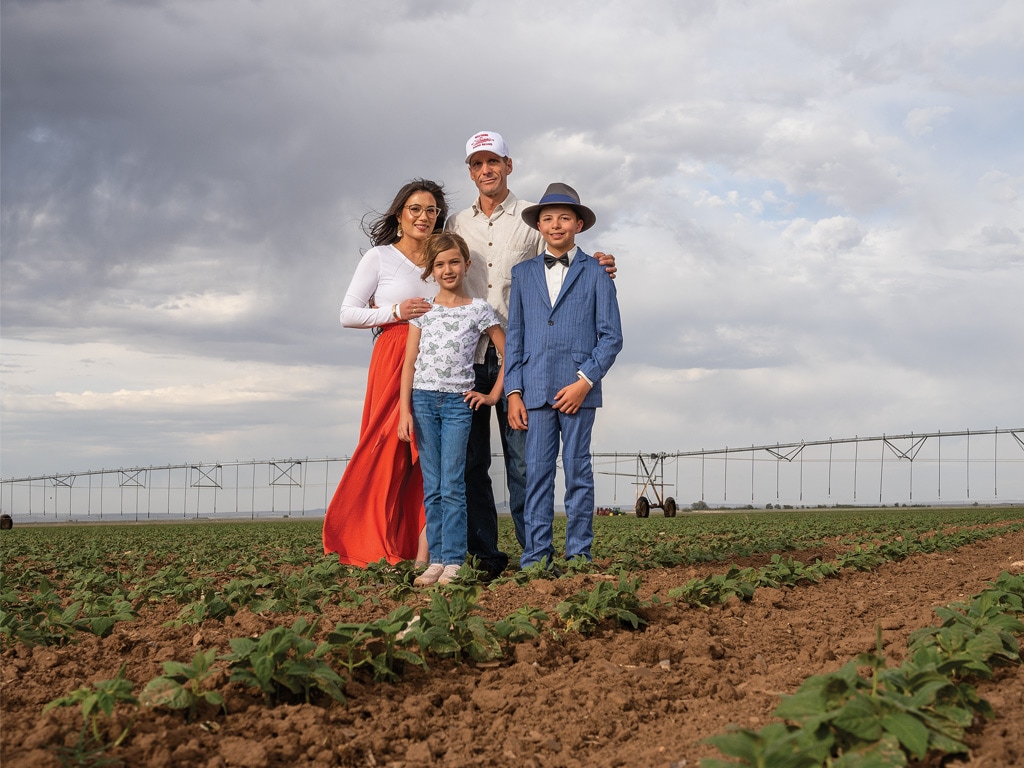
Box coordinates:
[465,131,510,163]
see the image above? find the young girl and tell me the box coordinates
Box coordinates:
[398,233,505,586]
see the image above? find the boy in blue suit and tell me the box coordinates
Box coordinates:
[505,183,623,570]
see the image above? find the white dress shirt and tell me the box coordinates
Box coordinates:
[543,245,577,306]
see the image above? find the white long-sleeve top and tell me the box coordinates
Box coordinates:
[339,244,438,328]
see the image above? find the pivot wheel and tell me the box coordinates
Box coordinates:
[663,497,677,517]
[635,496,650,518]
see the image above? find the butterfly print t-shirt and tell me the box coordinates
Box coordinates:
[410,298,501,393]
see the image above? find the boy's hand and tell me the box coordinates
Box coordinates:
[397,413,414,442]
[594,251,616,279]
[508,395,528,430]
[463,390,498,410]
[552,378,591,414]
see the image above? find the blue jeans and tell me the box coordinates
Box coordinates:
[465,346,528,571]
[413,389,473,566]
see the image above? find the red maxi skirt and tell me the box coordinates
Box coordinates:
[322,323,425,566]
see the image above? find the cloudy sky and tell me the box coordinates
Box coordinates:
[2,0,1022,497]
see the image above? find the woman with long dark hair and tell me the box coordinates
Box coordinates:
[322,179,447,566]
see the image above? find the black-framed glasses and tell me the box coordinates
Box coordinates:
[404,205,442,219]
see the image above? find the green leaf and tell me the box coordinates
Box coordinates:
[60,601,83,624]
[226,636,256,656]
[703,727,768,762]
[966,630,1016,659]
[776,687,827,720]
[879,712,929,759]
[161,660,195,679]
[832,695,884,741]
[899,678,951,709]
[253,655,276,688]
[703,723,827,768]
[924,728,969,756]
[86,616,117,636]
[202,690,225,707]
[141,677,192,710]
[832,733,907,767]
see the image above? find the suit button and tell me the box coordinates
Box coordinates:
[548,320,554,326]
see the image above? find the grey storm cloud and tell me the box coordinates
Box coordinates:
[2,0,1022,482]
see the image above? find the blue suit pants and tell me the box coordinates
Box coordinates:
[521,406,596,568]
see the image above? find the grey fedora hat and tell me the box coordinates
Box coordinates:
[521,182,597,232]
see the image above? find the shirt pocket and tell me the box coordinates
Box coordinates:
[512,239,539,257]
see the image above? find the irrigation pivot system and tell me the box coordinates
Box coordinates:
[596,427,1024,515]
[1,428,1021,523]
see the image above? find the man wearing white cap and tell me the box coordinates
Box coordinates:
[448,131,614,580]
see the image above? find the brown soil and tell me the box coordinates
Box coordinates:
[3,531,1023,768]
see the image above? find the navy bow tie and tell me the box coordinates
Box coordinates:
[544,253,569,269]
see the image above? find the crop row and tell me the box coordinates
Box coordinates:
[39,576,648,762]
[4,507,1023,594]
[3,510,1024,649]
[703,570,1024,767]
[5,506,1024,581]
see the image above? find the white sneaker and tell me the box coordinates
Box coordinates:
[437,564,461,585]
[414,563,445,586]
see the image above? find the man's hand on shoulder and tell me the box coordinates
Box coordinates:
[594,252,617,279]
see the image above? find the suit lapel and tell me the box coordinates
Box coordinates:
[551,251,587,312]
[528,256,553,309]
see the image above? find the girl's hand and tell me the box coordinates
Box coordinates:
[397,413,414,442]
[463,390,498,410]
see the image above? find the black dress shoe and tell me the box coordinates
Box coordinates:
[468,555,508,583]
[479,566,504,583]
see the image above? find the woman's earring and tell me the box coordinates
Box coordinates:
[397,227,404,239]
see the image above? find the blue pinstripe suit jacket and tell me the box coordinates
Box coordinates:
[505,248,623,410]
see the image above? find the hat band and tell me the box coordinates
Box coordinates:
[539,193,580,206]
